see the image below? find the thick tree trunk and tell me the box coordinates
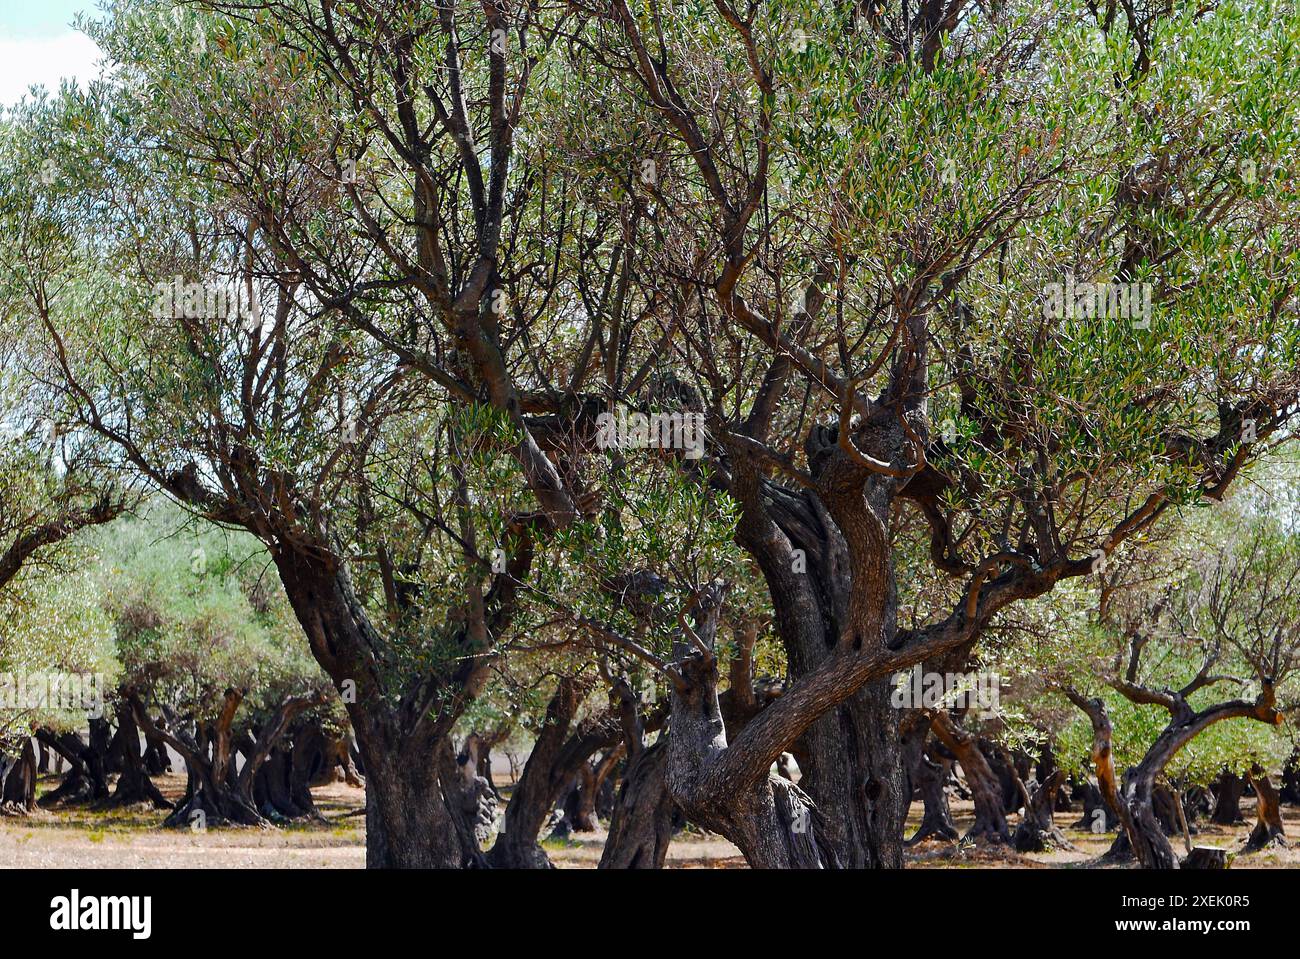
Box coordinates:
[90,718,119,776]
[1112,698,1281,869]
[141,731,171,776]
[254,743,305,819]
[271,547,492,868]
[1037,744,1074,812]
[902,718,958,844]
[666,647,839,868]
[799,680,906,867]
[106,701,171,809]
[1013,770,1074,852]
[1243,765,1287,852]
[1073,780,1118,833]
[560,763,596,834]
[35,728,109,806]
[362,739,473,868]
[0,739,37,812]
[487,680,580,868]
[1211,769,1246,824]
[931,711,1009,843]
[732,443,906,870]
[155,708,264,828]
[599,740,678,868]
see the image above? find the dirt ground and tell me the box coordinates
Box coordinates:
[2,772,1298,868]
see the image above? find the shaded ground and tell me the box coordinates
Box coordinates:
[2,772,1297,868]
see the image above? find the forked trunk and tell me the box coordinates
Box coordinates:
[574,745,623,831]
[666,649,839,868]
[1012,770,1074,852]
[34,728,109,806]
[106,701,171,809]
[931,712,1009,843]
[902,720,958,844]
[1119,770,1181,870]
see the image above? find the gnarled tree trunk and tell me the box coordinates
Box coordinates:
[0,739,37,813]
[600,740,679,868]
[35,728,109,806]
[1211,769,1246,824]
[931,711,1009,843]
[1013,770,1074,852]
[106,700,171,809]
[1243,765,1287,852]
[902,718,958,844]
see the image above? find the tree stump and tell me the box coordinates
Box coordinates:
[1182,846,1228,869]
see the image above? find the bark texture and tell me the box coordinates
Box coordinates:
[1243,765,1287,852]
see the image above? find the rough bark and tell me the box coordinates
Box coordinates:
[902,717,958,844]
[666,643,839,868]
[599,676,679,869]
[106,700,172,809]
[141,724,172,776]
[361,739,474,868]
[931,711,1009,843]
[1012,770,1075,852]
[0,739,37,812]
[1210,769,1246,824]
[253,742,305,819]
[271,546,494,868]
[34,728,109,806]
[1243,765,1287,852]
[730,436,906,869]
[599,739,678,868]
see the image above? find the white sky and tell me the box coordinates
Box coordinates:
[0,1,104,108]
[0,31,104,106]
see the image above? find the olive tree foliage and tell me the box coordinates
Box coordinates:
[997,459,1300,866]
[0,0,670,864]
[0,557,117,743]
[3,0,1300,868]
[94,500,329,730]
[0,116,128,595]
[495,0,1300,864]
